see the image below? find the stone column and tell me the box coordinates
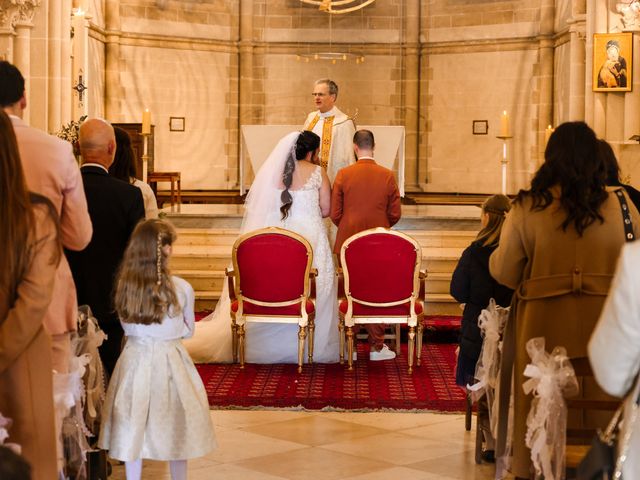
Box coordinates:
[47,0,64,132]
[237,0,253,189]
[104,0,120,119]
[590,0,608,137]
[14,22,32,122]
[60,0,72,125]
[624,33,640,140]
[0,0,40,121]
[403,0,420,192]
[0,1,16,61]
[537,0,555,162]
[568,32,586,121]
[418,0,429,189]
[568,0,586,121]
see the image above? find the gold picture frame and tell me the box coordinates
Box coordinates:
[593,32,633,92]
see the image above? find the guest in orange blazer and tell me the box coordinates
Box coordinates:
[330,129,402,360]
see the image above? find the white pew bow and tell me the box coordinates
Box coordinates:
[523,337,578,480]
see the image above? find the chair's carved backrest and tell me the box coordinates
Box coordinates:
[233,227,313,303]
[342,228,421,304]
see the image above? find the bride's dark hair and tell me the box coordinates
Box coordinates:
[280,131,321,220]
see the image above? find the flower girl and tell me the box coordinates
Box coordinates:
[98,219,216,479]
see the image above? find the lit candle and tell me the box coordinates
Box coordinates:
[141,109,151,135]
[544,124,554,144]
[500,111,510,137]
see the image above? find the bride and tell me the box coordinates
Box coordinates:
[183,131,340,364]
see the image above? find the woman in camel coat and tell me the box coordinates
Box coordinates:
[0,111,60,480]
[489,121,640,479]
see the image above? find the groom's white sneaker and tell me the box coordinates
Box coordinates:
[369,344,396,361]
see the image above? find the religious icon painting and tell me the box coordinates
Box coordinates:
[593,32,633,92]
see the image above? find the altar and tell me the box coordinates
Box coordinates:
[240,125,406,196]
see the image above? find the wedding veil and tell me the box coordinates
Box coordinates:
[183,131,302,363]
[240,131,300,234]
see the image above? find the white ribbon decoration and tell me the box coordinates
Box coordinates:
[0,412,22,454]
[55,306,108,479]
[53,354,90,421]
[74,306,107,433]
[523,337,578,480]
[467,298,510,437]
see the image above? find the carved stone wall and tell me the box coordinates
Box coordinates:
[9,0,640,192]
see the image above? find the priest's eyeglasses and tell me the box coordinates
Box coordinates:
[311,93,327,97]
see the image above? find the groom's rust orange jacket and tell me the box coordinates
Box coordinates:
[330,158,401,254]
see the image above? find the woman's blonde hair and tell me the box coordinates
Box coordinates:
[476,194,511,247]
[114,219,180,324]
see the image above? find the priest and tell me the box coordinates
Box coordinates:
[303,79,356,182]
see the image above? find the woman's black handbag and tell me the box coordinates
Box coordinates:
[577,375,640,480]
[576,406,622,480]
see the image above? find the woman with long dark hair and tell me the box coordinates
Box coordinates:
[183,130,340,363]
[0,110,61,479]
[489,121,640,479]
[109,127,158,218]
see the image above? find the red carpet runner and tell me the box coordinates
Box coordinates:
[195,342,466,412]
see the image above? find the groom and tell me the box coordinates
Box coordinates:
[330,129,402,361]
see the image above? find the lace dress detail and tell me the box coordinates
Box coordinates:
[280,167,334,300]
[184,165,340,364]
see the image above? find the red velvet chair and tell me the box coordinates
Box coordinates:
[226,227,317,373]
[339,228,426,373]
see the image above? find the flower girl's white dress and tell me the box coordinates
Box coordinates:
[98,276,216,461]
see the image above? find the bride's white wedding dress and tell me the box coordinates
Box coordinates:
[183,148,339,364]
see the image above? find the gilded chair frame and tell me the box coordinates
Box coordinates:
[339,227,426,373]
[227,227,317,373]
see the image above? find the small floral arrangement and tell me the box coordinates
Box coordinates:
[55,115,87,161]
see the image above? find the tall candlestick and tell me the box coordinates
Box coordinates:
[500,111,510,137]
[141,109,151,135]
[544,124,553,145]
[142,134,149,183]
[72,9,88,118]
[501,142,508,195]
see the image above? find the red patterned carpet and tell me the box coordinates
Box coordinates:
[195,342,466,412]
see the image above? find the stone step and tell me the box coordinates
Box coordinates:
[174,228,478,248]
[174,270,226,291]
[425,272,452,294]
[193,291,461,316]
[175,228,241,246]
[170,245,462,273]
[169,245,230,271]
[163,204,482,231]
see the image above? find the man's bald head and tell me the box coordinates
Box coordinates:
[79,118,116,168]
